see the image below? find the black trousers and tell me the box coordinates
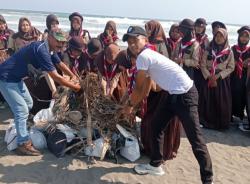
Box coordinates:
[149,85,213,184]
[0,93,5,103]
[247,79,250,126]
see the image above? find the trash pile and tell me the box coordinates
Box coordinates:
[5,73,141,163]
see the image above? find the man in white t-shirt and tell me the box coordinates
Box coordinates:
[121,26,213,184]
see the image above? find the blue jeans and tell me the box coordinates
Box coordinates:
[0,80,33,145]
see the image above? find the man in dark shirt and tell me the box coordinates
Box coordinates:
[0,29,81,156]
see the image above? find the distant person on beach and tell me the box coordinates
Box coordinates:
[231,26,250,130]
[0,15,14,109]
[0,29,81,156]
[43,14,60,40]
[145,20,169,57]
[98,20,119,48]
[68,12,91,47]
[95,43,127,101]
[82,38,103,74]
[121,25,213,184]
[142,20,181,161]
[165,23,181,60]
[194,18,209,94]
[173,19,200,80]
[200,28,235,130]
[8,17,42,53]
[211,21,227,36]
[62,36,86,75]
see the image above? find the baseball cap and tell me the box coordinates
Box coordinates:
[49,28,67,42]
[122,26,147,42]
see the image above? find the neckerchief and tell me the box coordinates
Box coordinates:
[103,54,117,94]
[178,38,196,58]
[234,45,250,79]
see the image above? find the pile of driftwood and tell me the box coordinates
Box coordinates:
[49,73,132,159]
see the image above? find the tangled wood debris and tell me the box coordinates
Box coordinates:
[50,72,133,158]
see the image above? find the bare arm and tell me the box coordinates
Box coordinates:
[48,70,81,92]
[55,62,76,79]
[129,70,152,107]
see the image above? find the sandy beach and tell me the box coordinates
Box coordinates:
[0,107,250,184]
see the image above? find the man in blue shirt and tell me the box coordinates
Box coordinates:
[0,29,81,156]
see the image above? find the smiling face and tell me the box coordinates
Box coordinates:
[127,35,147,56]
[21,20,30,33]
[48,34,65,52]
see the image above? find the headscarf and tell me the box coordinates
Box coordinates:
[166,23,181,56]
[233,26,250,78]
[99,21,119,47]
[46,14,59,31]
[210,28,229,53]
[145,20,167,44]
[207,28,230,68]
[237,26,250,48]
[211,21,227,30]
[0,15,14,49]
[69,12,84,37]
[194,18,207,40]
[12,17,41,41]
[116,49,136,69]
[168,23,180,41]
[179,19,195,43]
[95,43,120,76]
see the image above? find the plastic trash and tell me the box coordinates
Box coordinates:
[85,138,107,158]
[56,124,76,143]
[5,124,17,151]
[30,128,47,150]
[116,124,140,162]
[33,100,55,130]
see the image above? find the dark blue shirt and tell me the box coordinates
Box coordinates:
[0,41,61,82]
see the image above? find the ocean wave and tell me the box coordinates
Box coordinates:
[1,9,241,45]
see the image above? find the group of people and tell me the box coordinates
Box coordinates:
[1,12,250,184]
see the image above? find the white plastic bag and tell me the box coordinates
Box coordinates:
[116,124,140,162]
[57,124,76,143]
[84,138,105,158]
[33,100,55,130]
[30,128,47,150]
[5,124,18,151]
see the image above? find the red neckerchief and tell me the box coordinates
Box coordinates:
[178,38,196,58]
[103,55,118,94]
[69,52,80,75]
[208,47,230,87]
[167,37,181,53]
[234,45,250,79]
[102,34,119,46]
[196,35,208,62]
[0,32,10,49]
[127,65,137,95]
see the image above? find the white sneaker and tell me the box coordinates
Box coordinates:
[239,123,250,132]
[134,164,165,176]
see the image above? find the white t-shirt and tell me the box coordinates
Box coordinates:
[136,48,193,94]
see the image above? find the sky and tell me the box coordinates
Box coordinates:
[1,0,249,25]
